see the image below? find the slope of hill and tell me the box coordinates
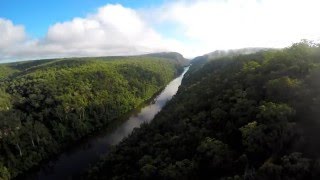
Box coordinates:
[144,52,190,67]
[0,55,184,179]
[86,42,320,180]
[0,66,19,80]
[191,48,269,70]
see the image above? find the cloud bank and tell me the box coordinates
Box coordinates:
[0,4,183,62]
[1,0,320,61]
[155,0,320,55]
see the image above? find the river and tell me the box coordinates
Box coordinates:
[22,66,189,180]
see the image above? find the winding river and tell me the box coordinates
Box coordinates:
[23,66,189,180]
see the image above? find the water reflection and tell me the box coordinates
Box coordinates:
[25,67,189,180]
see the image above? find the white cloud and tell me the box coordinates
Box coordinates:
[155,0,320,55]
[0,18,26,49]
[0,4,184,62]
[0,18,28,59]
[44,5,167,54]
[1,1,320,61]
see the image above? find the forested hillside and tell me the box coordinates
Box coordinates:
[87,41,320,179]
[144,52,190,67]
[0,55,185,179]
[190,48,269,71]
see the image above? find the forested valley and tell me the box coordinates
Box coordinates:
[86,41,320,180]
[1,41,320,180]
[0,53,186,179]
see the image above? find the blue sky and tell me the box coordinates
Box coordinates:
[0,0,166,38]
[1,0,320,61]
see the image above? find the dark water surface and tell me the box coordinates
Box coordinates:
[23,67,189,180]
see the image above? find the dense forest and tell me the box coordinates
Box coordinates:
[86,41,320,179]
[0,54,186,179]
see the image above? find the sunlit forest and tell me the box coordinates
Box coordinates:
[0,54,186,178]
[86,41,320,179]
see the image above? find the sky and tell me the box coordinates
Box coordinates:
[1,0,320,62]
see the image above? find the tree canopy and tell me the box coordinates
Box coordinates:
[86,41,320,180]
[0,55,185,179]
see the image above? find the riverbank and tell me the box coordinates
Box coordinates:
[17,66,189,180]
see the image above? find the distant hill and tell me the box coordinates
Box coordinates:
[191,48,270,65]
[0,52,189,80]
[144,52,190,66]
